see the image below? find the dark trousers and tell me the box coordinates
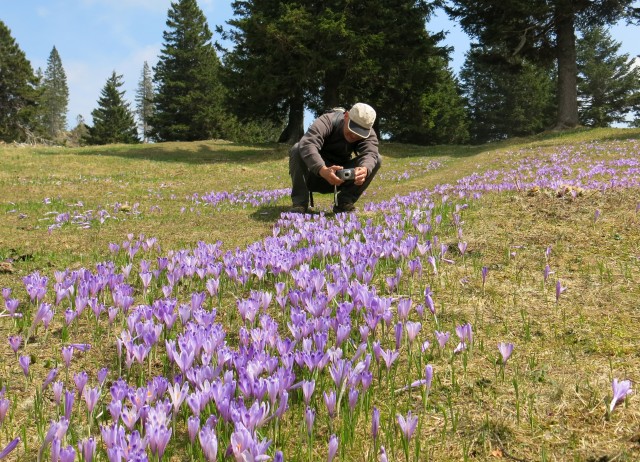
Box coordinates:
[289,143,381,207]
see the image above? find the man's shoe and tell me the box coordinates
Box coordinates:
[333,202,356,214]
[288,204,308,214]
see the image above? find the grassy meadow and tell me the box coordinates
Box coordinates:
[0,128,639,461]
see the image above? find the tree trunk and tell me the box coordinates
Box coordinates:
[554,12,579,129]
[278,94,305,144]
[323,68,342,110]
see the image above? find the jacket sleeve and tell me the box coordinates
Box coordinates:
[354,131,380,175]
[298,114,334,175]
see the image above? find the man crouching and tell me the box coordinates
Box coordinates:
[288,102,382,214]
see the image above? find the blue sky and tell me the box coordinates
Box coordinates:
[3,1,639,129]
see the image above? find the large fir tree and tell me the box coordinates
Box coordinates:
[151,0,227,142]
[135,61,155,142]
[41,46,69,140]
[224,0,460,144]
[0,20,39,142]
[577,26,640,127]
[460,48,556,143]
[223,0,321,143]
[85,71,139,145]
[446,0,640,130]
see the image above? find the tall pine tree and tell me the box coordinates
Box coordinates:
[446,0,640,130]
[151,0,227,142]
[577,26,640,127]
[0,20,39,142]
[41,46,69,140]
[460,48,556,142]
[85,71,139,145]
[135,61,155,142]
[223,0,460,144]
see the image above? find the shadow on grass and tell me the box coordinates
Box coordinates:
[381,127,640,159]
[249,205,291,222]
[29,127,640,166]
[32,140,293,166]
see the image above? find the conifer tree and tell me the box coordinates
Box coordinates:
[0,20,39,142]
[460,48,556,143]
[85,71,139,145]
[577,26,640,127]
[41,46,69,140]
[446,0,640,130]
[151,0,227,141]
[135,61,155,142]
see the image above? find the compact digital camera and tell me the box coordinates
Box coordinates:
[336,168,355,181]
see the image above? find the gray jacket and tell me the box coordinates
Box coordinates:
[298,111,380,176]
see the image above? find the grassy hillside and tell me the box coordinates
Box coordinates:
[0,128,639,461]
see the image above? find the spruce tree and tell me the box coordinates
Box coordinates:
[0,20,39,142]
[224,0,458,144]
[151,0,227,142]
[135,61,155,142]
[460,48,556,143]
[41,46,69,140]
[446,0,640,130]
[577,26,640,127]
[86,71,139,145]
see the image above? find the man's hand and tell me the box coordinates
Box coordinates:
[354,166,368,186]
[319,165,345,186]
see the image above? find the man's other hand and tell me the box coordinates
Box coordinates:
[354,166,367,186]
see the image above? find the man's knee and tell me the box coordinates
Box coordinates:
[370,154,382,176]
[289,143,302,173]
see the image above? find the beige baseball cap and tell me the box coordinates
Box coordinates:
[348,103,376,139]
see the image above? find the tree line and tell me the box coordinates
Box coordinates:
[1,0,639,147]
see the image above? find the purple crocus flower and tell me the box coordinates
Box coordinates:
[97,368,109,386]
[73,371,88,396]
[302,380,315,405]
[498,342,514,365]
[83,386,100,414]
[434,330,450,349]
[188,416,200,444]
[19,355,30,377]
[0,437,20,459]
[481,266,488,286]
[397,298,411,321]
[371,407,380,441]
[379,446,388,462]
[78,437,96,462]
[8,335,21,353]
[328,434,339,462]
[424,287,435,315]
[323,391,337,419]
[167,382,189,414]
[555,279,566,303]
[61,346,74,368]
[42,368,58,391]
[394,322,403,350]
[305,406,315,436]
[455,323,473,344]
[405,321,421,343]
[59,445,76,462]
[609,379,632,413]
[396,410,418,440]
[380,348,399,370]
[64,390,75,420]
[425,364,433,391]
[0,397,9,425]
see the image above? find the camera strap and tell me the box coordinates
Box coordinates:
[334,185,338,207]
